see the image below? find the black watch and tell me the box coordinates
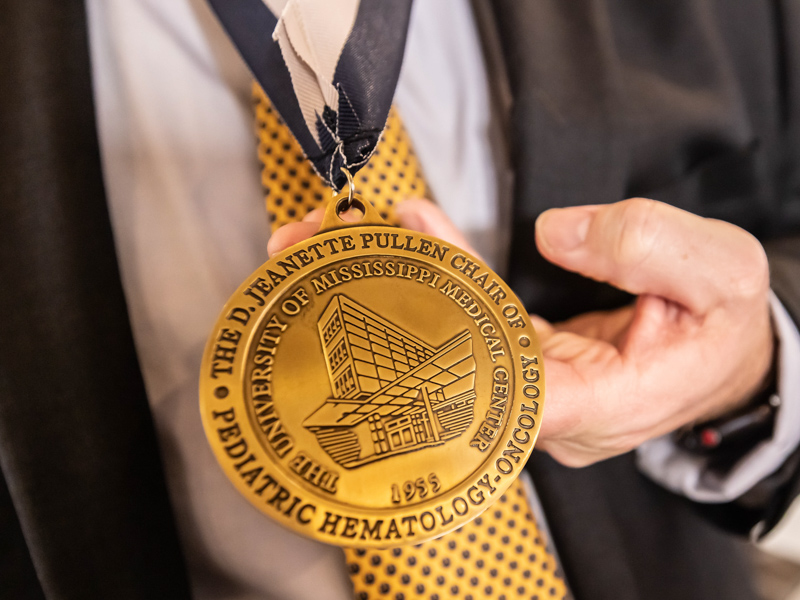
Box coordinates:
[674,349,780,465]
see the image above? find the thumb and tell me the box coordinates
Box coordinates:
[266,203,362,257]
[534,198,769,315]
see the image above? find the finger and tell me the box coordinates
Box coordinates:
[554,305,636,347]
[535,345,608,440]
[529,314,555,344]
[303,207,325,222]
[267,222,320,257]
[304,204,364,223]
[535,198,769,314]
[268,203,364,256]
[396,198,481,259]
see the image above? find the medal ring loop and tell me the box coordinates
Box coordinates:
[332,168,366,217]
[339,167,356,209]
[318,169,390,232]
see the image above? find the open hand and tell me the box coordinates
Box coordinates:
[532,198,773,466]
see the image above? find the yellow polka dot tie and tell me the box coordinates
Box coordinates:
[346,481,568,600]
[254,83,569,600]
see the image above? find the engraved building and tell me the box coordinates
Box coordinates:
[304,295,476,468]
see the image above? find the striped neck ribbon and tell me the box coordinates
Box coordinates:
[208,0,414,190]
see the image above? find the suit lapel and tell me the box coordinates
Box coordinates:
[0,1,190,597]
[493,2,761,598]
[489,0,632,321]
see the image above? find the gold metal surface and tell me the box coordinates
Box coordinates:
[199,193,545,547]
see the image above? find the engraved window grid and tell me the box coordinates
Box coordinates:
[325,299,473,416]
[322,311,342,345]
[385,415,416,449]
[342,307,435,380]
[328,338,349,372]
[412,413,433,443]
[370,327,424,377]
[334,366,356,398]
[406,340,433,365]
[370,337,474,407]
[342,307,392,390]
[385,415,413,434]
[368,415,388,453]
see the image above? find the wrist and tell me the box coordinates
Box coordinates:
[675,333,780,464]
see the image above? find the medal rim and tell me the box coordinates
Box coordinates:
[199,225,545,547]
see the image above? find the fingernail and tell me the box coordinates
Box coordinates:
[536,208,592,252]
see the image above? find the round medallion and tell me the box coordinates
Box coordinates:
[199,195,545,547]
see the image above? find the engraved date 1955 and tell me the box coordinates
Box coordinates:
[391,473,441,504]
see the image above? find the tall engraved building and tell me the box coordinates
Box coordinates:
[304,295,476,468]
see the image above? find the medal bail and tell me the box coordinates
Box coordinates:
[339,166,356,204]
[318,168,390,234]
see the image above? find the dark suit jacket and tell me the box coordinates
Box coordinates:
[1,1,799,599]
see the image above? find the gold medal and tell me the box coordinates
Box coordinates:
[199,186,545,548]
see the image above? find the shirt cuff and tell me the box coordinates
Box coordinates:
[636,291,800,503]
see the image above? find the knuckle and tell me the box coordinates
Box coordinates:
[728,231,770,299]
[545,445,593,469]
[560,456,593,469]
[608,198,661,270]
[607,434,640,456]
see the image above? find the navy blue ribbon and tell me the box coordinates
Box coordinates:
[207,0,413,190]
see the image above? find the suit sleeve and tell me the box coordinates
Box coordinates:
[676,225,800,537]
[735,237,800,536]
[665,0,800,537]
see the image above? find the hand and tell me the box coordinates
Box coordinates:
[268,198,774,469]
[532,198,774,466]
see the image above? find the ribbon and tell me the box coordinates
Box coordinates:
[207,0,413,190]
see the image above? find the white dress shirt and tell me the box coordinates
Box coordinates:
[86,0,800,598]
